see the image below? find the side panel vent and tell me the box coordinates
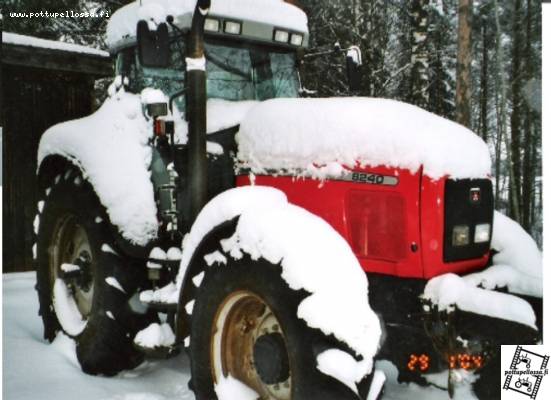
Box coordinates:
[348,191,407,262]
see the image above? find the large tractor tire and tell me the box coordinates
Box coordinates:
[188,253,371,400]
[35,168,155,376]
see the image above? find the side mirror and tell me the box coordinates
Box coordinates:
[137,20,170,68]
[346,46,362,92]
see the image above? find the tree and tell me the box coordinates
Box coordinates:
[409,0,430,108]
[456,0,473,128]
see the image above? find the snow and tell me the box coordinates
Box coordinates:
[141,88,168,105]
[460,211,543,298]
[148,247,167,269]
[53,279,87,336]
[423,273,537,329]
[237,98,492,180]
[490,211,542,279]
[376,360,478,400]
[3,273,195,400]
[4,272,484,400]
[134,323,176,348]
[174,99,258,144]
[2,32,109,57]
[174,186,381,382]
[106,277,127,293]
[61,263,80,273]
[367,370,386,400]
[203,250,227,266]
[317,349,365,394]
[140,282,178,304]
[166,247,182,260]
[463,264,542,298]
[214,374,258,400]
[106,0,308,49]
[38,87,158,247]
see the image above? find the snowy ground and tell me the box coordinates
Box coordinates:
[3,272,476,400]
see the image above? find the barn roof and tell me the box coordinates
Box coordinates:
[1,32,112,76]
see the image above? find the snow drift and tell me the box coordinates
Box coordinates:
[237,98,492,180]
[423,210,542,328]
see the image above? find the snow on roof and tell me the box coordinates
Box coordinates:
[2,32,109,57]
[237,98,492,180]
[106,0,308,50]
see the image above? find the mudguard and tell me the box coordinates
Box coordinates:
[37,90,158,248]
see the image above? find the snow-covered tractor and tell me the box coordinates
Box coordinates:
[34,0,542,399]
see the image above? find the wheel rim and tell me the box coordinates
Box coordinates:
[50,214,95,320]
[211,291,292,400]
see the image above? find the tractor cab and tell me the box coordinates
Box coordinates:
[107,0,309,112]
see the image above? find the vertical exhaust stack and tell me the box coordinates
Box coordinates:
[184,0,211,221]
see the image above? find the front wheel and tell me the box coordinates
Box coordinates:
[188,254,366,400]
[35,168,154,376]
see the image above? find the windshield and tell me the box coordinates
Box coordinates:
[205,41,300,101]
[129,38,300,107]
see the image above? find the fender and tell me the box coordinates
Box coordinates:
[36,91,158,254]
[37,154,157,258]
[175,217,238,341]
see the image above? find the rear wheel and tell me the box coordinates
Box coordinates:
[188,254,366,400]
[35,168,154,376]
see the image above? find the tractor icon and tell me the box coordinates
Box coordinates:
[515,377,533,393]
[515,353,532,369]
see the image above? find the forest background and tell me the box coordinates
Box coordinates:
[2,0,542,244]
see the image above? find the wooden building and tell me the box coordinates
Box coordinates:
[1,31,113,273]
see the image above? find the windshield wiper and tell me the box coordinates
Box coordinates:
[204,50,250,79]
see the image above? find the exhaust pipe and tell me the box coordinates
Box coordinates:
[181,0,211,221]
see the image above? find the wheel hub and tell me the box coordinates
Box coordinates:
[51,214,95,320]
[253,333,290,385]
[211,291,292,400]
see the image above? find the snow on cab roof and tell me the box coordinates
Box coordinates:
[237,98,492,180]
[106,0,309,51]
[2,32,109,57]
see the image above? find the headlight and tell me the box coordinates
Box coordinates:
[290,33,304,46]
[274,29,290,43]
[474,223,491,243]
[224,21,242,35]
[204,18,220,32]
[452,225,470,247]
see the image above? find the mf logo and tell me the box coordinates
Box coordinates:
[502,345,549,399]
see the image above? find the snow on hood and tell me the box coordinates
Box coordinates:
[106,0,308,49]
[237,98,492,180]
[38,89,158,246]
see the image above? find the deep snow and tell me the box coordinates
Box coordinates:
[3,272,478,400]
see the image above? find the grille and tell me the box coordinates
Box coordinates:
[348,191,407,262]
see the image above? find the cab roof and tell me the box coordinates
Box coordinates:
[106,0,309,53]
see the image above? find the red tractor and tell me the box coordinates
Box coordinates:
[34,1,541,399]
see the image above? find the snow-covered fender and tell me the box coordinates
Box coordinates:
[174,186,288,341]
[37,91,158,255]
[174,186,383,396]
